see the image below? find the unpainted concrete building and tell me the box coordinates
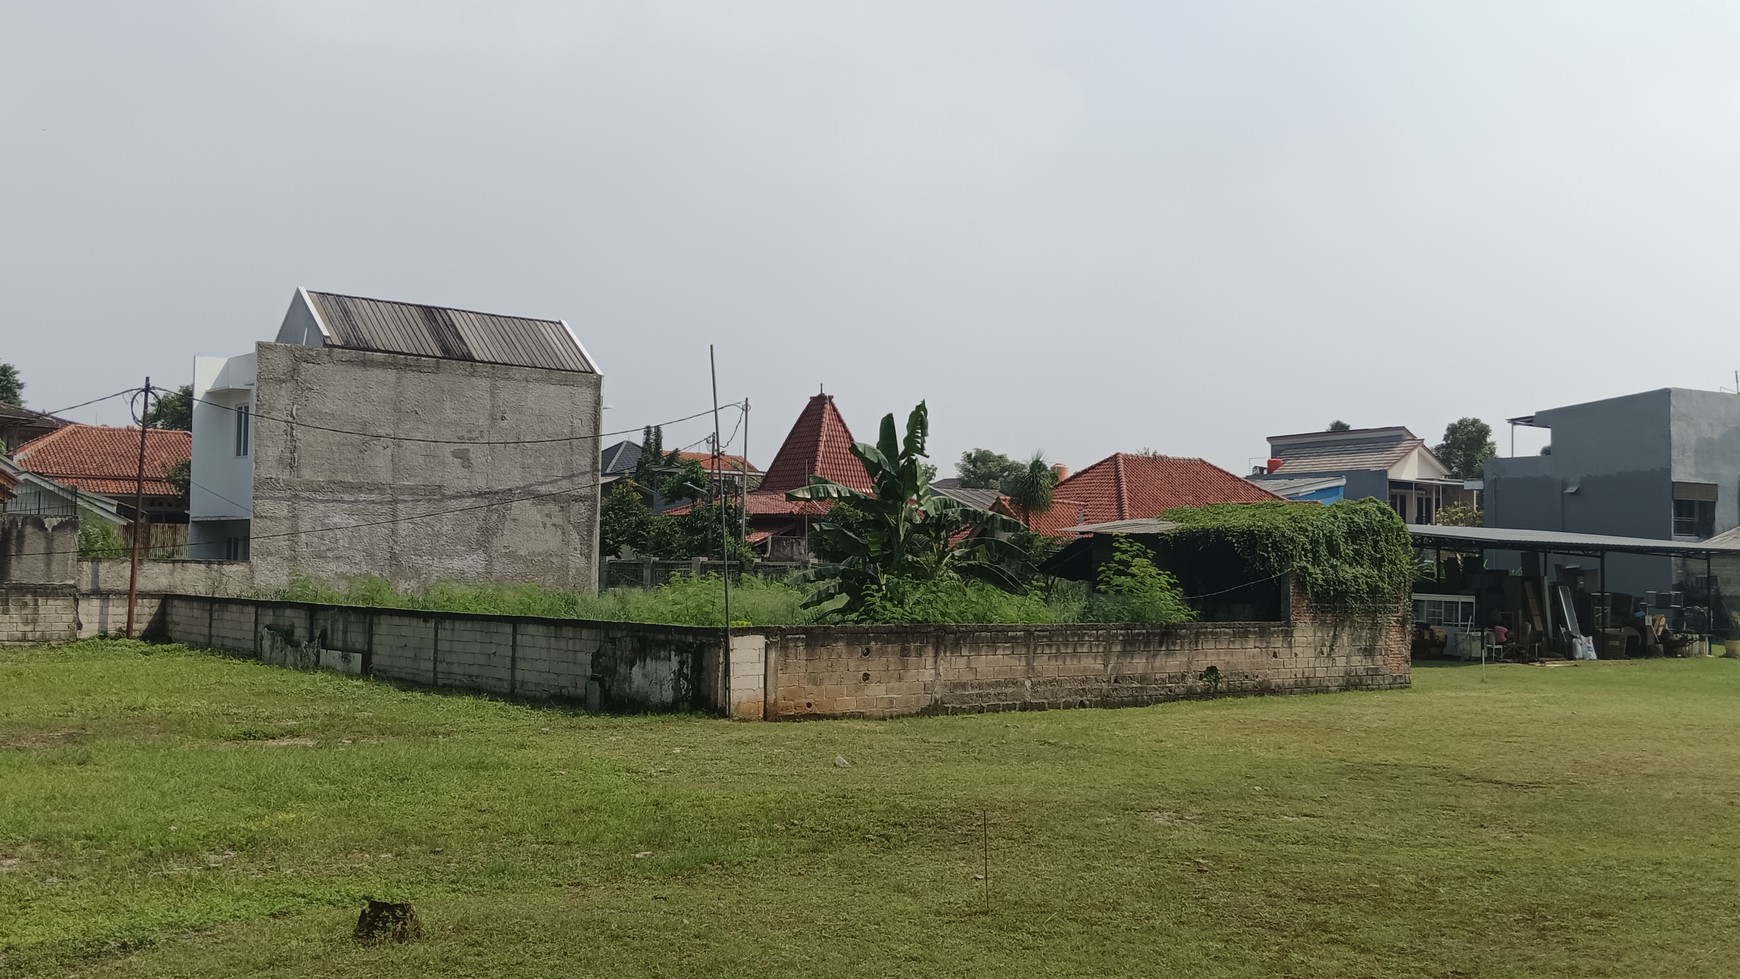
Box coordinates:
[191,288,603,592]
[1488,388,1740,597]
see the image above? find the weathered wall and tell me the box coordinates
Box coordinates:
[0,585,79,645]
[76,558,252,639]
[249,342,602,593]
[160,596,725,712]
[755,599,1409,720]
[157,587,1408,721]
[0,514,78,585]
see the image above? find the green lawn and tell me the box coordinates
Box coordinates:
[3,642,1738,978]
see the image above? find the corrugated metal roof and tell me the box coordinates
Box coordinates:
[1409,524,1740,556]
[1265,427,1428,475]
[304,291,596,374]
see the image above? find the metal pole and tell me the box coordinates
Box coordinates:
[710,347,731,637]
[1703,550,1714,642]
[740,398,749,544]
[125,378,153,639]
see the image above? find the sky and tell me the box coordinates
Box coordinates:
[6,1,1740,474]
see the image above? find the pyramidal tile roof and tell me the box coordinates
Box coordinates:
[13,424,190,498]
[1024,452,1281,536]
[757,394,872,494]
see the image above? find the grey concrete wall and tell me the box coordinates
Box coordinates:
[1342,470,1391,504]
[76,558,252,639]
[249,343,602,593]
[0,515,78,585]
[1486,389,1675,596]
[758,607,1409,720]
[1670,389,1740,536]
[160,596,722,712]
[158,585,1409,722]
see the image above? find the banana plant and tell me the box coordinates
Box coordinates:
[786,401,1032,616]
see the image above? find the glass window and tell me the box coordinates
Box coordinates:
[1673,498,1714,538]
[235,404,250,457]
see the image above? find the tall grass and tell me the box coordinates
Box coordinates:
[261,573,1094,626]
[265,572,822,627]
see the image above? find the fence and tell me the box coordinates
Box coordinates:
[601,558,809,590]
[154,578,1411,721]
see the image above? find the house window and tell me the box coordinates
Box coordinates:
[224,536,250,561]
[1673,498,1715,538]
[1415,496,1435,525]
[1390,494,1409,520]
[235,404,250,457]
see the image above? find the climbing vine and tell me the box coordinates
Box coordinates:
[1161,499,1415,607]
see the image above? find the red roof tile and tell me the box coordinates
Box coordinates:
[12,424,190,498]
[673,449,759,474]
[1022,452,1280,536]
[758,394,872,494]
[667,491,833,518]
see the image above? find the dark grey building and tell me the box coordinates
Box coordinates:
[1488,388,1740,597]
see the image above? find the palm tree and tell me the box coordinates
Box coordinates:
[1005,452,1057,527]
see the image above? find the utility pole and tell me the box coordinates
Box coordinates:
[740,398,749,544]
[710,347,732,649]
[125,378,153,639]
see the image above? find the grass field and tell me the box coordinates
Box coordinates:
[3,642,1738,978]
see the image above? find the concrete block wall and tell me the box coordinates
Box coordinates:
[76,558,252,639]
[159,596,722,712]
[759,593,1409,720]
[0,585,79,645]
[150,589,1408,721]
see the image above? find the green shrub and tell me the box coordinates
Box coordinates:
[1085,536,1194,625]
[77,507,128,559]
[262,572,817,627]
[1163,499,1414,607]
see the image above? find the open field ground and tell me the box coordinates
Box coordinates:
[2,641,1738,978]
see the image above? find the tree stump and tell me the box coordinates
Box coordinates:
[354,900,421,944]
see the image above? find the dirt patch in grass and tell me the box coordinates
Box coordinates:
[0,729,89,751]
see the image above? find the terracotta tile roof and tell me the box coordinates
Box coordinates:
[758,394,872,494]
[673,449,760,474]
[1022,452,1281,536]
[667,491,832,518]
[12,424,190,498]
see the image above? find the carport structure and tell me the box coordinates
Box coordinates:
[1406,524,1740,641]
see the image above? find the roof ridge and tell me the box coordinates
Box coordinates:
[304,288,562,325]
[1113,454,1128,519]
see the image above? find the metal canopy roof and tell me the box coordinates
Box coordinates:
[1062,518,1183,536]
[1408,524,1740,557]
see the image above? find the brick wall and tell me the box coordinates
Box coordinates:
[0,585,79,645]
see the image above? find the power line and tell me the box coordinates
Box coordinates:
[189,395,742,446]
[31,388,140,417]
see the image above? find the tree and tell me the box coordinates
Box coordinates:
[599,482,654,557]
[634,426,665,488]
[1327,420,1351,432]
[1434,417,1497,479]
[1005,451,1058,527]
[956,448,1023,489]
[144,384,193,430]
[789,402,1028,617]
[1432,502,1482,527]
[164,460,191,498]
[0,363,22,406]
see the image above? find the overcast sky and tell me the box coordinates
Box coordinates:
[6,1,1740,473]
